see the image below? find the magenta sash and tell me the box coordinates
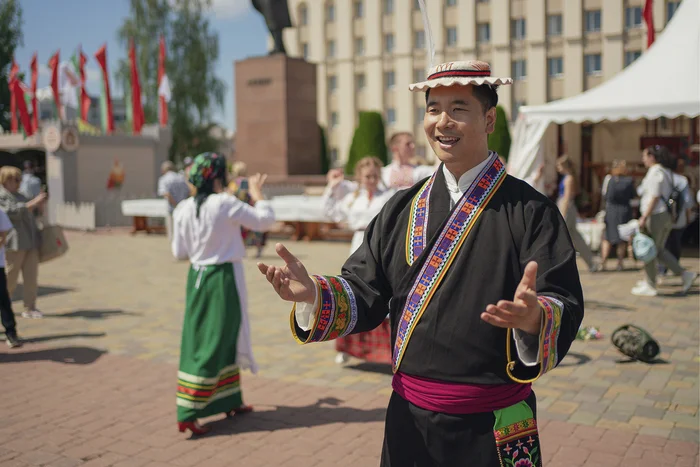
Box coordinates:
[392,371,531,415]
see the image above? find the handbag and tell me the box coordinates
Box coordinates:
[39,225,69,263]
[611,324,660,363]
[632,232,657,264]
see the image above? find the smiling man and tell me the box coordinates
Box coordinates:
[259,61,584,467]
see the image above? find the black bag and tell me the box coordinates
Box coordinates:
[611,324,660,363]
[662,169,684,223]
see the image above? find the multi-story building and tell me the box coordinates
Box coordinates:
[281,0,682,165]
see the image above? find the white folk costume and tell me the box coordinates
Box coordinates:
[322,183,397,364]
[288,62,583,467]
[172,153,275,423]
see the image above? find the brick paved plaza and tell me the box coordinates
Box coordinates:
[0,231,698,466]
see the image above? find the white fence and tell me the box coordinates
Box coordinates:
[55,202,96,231]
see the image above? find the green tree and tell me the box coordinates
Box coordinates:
[115,0,225,162]
[487,105,512,161]
[0,0,23,132]
[345,111,388,175]
[319,124,330,174]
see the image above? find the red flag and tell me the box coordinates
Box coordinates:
[643,0,655,48]
[94,44,115,133]
[30,53,39,132]
[11,80,33,137]
[78,48,91,121]
[158,35,169,127]
[129,39,145,135]
[8,61,18,133]
[48,51,62,120]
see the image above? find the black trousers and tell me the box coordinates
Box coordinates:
[0,267,16,335]
[380,391,539,467]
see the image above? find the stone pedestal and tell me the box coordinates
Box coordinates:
[235,55,321,177]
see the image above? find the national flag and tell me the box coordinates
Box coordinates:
[158,35,170,127]
[94,44,115,134]
[30,53,39,131]
[11,79,33,137]
[129,39,145,134]
[48,51,62,119]
[643,0,655,48]
[8,61,18,133]
[72,47,91,121]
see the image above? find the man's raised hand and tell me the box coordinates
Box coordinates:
[257,243,316,304]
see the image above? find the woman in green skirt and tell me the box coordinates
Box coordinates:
[171,152,275,435]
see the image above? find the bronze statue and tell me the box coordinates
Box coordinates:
[251,0,292,55]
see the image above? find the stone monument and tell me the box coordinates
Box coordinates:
[235,1,321,179]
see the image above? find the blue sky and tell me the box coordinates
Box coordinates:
[14,0,270,131]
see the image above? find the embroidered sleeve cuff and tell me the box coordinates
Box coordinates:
[289,275,358,344]
[537,295,564,376]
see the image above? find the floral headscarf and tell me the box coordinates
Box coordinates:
[188,152,227,217]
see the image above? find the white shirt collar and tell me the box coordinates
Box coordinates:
[441,153,494,194]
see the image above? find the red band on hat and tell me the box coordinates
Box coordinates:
[427,70,492,80]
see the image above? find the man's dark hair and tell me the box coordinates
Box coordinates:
[645,145,674,170]
[425,84,499,113]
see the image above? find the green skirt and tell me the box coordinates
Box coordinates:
[177,263,243,422]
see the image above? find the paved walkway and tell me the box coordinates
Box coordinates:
[0,231,697,466]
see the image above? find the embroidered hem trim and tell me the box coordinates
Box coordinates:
[290,275,358,344]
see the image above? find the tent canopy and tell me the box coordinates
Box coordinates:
[508,0,699,181]
[519,0,699,124]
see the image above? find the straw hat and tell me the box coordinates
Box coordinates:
[409,60,513,92]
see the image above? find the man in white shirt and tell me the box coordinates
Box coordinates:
[633,146,697,296]
[157,161,192,240]
[382,132,436,189]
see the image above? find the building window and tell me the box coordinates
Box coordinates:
[414,30,426,49]
[415,106,425,125]
[355,37,365,56]
[512,60,526,80]
[446,0,457,6]
[414,68,424,83]
[384,0,393,15]
[476,0,489,2]
[356,73,366,90]
[547,57,563,77]
[330,111,339,128]
[385,71,396,89]
[326,2,335,22]
[624,50,641,67]
[477,23,491,43]
[387,108,396,125]
[446,27,458,47]
[584,54,602,74]
[413,0,420,10]
[326,40,335,58]
[625,7,642,30]
[547,15,562,36]
[299,4,308,26]
[511,18,526,40]
[384,33,395,53]
[330,148,339,163]
[302,43,309,59]
[353,1,363,18]
[584,10,601,32]
[328,75,337,92]
[667,1,681,22]
[512,101,526,121]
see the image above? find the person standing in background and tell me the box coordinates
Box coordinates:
[600,160,636,271]
[157,161,191,240]
[0,207,20,347]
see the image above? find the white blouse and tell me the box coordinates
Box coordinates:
[382,162,436,190]
[171,193,276,265]
[322,184,395,232]
[637,163,673,216]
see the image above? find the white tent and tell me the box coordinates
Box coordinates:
[508,0,700,183]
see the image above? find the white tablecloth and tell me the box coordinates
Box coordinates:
[120,196,329,223]
[121,199,169,218]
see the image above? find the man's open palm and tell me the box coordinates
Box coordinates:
[257,243,316,304]
[481,261,542,335]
